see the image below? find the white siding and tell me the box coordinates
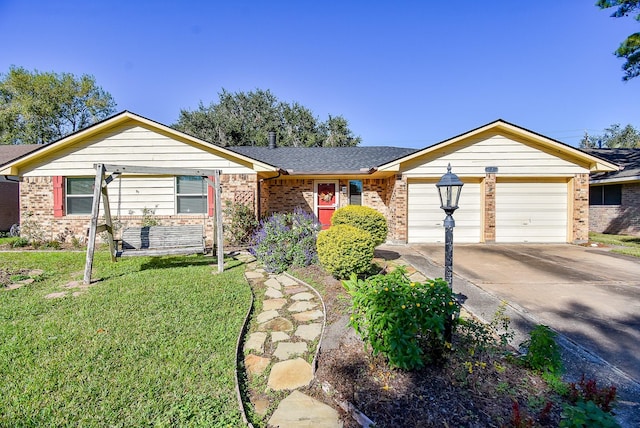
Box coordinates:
[102,177,176,216]
[403,135,589,178]
[495,181,568,243]
[408,180,481,243]
[21,124,256,177]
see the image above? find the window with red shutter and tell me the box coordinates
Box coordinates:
[53,176,64,217]
[207,176,215,217]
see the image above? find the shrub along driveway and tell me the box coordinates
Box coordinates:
[407,244,640,384]
[399,243,640,425]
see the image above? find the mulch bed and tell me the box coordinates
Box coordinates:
[291,265,562,428]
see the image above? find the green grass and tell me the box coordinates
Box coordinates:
[0,236,21,246]
[0,251,251,427]
[589,232,640,258]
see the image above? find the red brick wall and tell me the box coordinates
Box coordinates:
[483,173,496,242]
[571,173,590,242]
[589,182,640,236]
[386,175,407,243]
[261,178,314,215]
[258,176,408,242]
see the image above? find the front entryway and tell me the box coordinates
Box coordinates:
[314,180,338,229]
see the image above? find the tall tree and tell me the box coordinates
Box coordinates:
[597,0,640,81]
[581,123,640,148]
[173,88,361,147]
[0,67,116,145]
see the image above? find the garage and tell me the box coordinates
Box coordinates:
[495,181,568,243]
[408,180,481,243]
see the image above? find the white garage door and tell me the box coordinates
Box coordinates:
[495,181,567,243]
[408,181,481,243]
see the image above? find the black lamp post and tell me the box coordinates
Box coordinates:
[436,163,464,342]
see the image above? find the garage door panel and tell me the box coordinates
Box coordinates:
[408,182,481,243]
[496,182,567,243]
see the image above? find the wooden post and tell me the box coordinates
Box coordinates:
[214,170,224,274]
[101,176,116,262]
[84,164,105,284]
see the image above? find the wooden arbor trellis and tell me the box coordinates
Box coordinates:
[83,163,224,284]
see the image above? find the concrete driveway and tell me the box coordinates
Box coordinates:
[384,243,640,424]
[409,244,640,382]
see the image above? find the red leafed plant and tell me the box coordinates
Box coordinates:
[567,374,617,412]
[509,399,554,428]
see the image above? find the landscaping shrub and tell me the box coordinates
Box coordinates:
[250,208,319,273]
[521,324,562,374]
[330,205,388,246]
[223,201,258,246]
[567,375,617,413]
[560,400,620,428]
[456,301,514,356]
[140,206,160,227]
[316,224,375,278]
[343,266,458,369]
[19,212,47,246]
[11,237,29,248]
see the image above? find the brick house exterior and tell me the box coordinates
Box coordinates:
[18,173,258,243]
[582,148,640,236]
[0,144,39,232]
[1,112,616,245]
[589,183,640,235]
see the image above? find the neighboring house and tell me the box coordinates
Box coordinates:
[0,111,617,244]
[0,144,40,232]
[582,148,640,236]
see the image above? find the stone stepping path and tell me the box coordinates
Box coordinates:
[2,268,96,299]
[238,253,342,427]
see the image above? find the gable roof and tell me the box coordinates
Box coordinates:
[377,119,619,173]
[581,148,640,184]
[0,144,40,168]
[228,146,418,175]
[0,111,279,176]
[1,113,620,179]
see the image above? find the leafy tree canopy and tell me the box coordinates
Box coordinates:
[0,66,116,144]
[580,123,640,148]
[597,0,640,81]
[173,88,361,147]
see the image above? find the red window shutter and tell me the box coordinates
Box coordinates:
[207,176,215,217]
[53,176,64,217]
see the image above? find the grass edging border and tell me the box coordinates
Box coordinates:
[235,271,256,428]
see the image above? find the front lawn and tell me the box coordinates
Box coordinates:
[589,232,640,258]
[0,251,251,427]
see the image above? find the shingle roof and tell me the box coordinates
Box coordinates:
[228,146,418,174]
[0,144,41,167]
[582,148,640,183]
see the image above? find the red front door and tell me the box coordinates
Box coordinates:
[316,181,338,230]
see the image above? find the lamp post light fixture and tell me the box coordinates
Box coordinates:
[436,163,464,342]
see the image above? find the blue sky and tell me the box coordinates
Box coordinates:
[0,0,638,148]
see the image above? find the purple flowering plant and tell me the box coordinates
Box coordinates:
[250,207,320,273]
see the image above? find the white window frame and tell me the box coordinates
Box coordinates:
[175,176,207,214]
[65,177,94,215]
[348,180,362,205]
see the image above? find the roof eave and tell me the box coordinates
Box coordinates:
[0,111,279,176]
[284,167,379,176]
[378,119,620,173]
[591,175,640,185]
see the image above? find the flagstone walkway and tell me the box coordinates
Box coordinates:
[236,252,343,428]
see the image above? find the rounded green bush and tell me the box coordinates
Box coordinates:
[316,224,375,279]
[330,205,388,246]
